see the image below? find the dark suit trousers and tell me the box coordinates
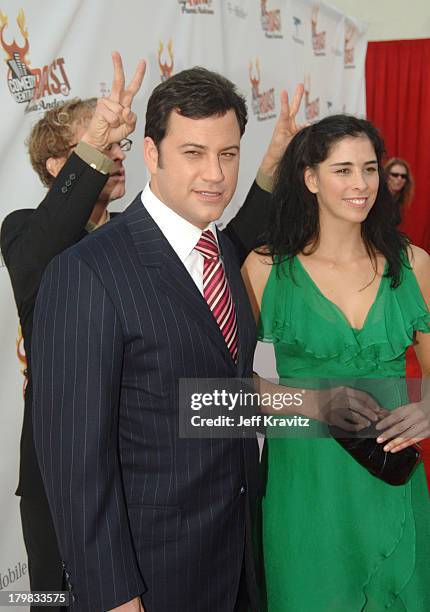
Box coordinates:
[20,496,64,612]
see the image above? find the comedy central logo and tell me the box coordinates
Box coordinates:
[344,20,357,68]
[249,59,276,122]
[158,39,174,82]
[178,0,214,15]
[0,9,71,113]
[311,5,326,56]
[260,0,282,38]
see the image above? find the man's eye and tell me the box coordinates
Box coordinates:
[221,152,237,159]
[336,168,350,174]
[185,150,201,157]
[365,166,378,173]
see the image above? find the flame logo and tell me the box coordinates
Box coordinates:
[1,9,71,109]
[0,9,30,66]
[158,39,174,82]
[304,74,320,121]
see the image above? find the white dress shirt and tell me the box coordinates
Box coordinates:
[141,182,219,295]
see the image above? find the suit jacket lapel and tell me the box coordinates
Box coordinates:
[124,195,237,364]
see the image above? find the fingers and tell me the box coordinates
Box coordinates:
[96,98,123,128]
[110,51,125,103]
[382,433,425,453]
[279,89,291,118]
[124,59,146,104]
[122,106,137,129]
[289,83,305,117]
[346,389,380,421]
[375,404,411,429]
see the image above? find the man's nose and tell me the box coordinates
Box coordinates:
[107,142,126,161]
[202,155,224,182]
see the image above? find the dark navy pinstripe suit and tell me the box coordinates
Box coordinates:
[32,194,261,612]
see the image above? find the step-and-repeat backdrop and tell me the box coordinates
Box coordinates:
[0,0,367,601]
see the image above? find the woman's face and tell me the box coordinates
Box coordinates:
[304,135,379,225]
[386,163,408,195]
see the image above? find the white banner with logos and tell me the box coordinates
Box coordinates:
[0,0,367,601]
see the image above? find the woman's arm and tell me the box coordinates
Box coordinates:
[376,245,430,451]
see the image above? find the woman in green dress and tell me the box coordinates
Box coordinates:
[242,115,430,612]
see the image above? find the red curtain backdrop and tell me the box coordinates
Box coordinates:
[366,39,430,491]
[366,38,430,251]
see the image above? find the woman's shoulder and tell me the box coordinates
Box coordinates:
[241,247,274,320]
[407,244,430,270]
[404,244,430,307]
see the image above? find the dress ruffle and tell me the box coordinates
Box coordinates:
[258,257,430,365]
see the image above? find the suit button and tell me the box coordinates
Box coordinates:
[65,179,71,186]
[70,173,76,180]
[61,186,67,194]
[240,486,246,495]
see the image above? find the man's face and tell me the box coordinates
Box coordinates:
[144,109,241,229]
[48,119,127,204]
[72,123,127,204]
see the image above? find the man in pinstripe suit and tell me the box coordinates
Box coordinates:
[32,68,263,612]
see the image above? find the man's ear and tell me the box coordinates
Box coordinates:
[46,156,66,179]
[144,137,159,174]
[304,166,319,194]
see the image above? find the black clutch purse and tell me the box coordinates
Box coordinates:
[329,423,422,486]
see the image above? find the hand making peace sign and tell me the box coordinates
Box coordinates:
[260,83,306,176]
[82,51,146,152]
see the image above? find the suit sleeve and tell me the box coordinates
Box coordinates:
[1,152,108,280]
[222,180,273,266]
[32,251,145,611]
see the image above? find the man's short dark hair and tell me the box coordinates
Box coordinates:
[144,67,248,146]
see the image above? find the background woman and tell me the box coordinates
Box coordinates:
[385,156,415,212]
[242,115,430,611]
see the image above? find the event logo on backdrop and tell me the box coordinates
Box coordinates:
[0,9,71,113]
[249,59,276,121]
[292,16,304,45]
[0,561,27,590]
[16,326,28,398]
[227,1,248,19]
[158,39,174,81]
[344,20,357,68]
[178,0,214,15]
[260,0,282,39]
[304,74,320,121]
[311,5,326,56]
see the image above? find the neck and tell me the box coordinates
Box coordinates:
[89,202,109,226]
[312,213,366,263]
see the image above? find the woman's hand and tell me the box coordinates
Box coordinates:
[375,401,430,452]
[312,386,384,431]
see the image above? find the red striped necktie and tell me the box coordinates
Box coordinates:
[194,229,239,363]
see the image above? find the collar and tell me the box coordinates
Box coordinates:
[140,182,218,263]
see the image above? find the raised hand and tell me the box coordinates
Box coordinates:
[82,51,146,151]
[259,83,306,176]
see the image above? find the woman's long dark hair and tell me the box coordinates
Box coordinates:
[264,114,410,287]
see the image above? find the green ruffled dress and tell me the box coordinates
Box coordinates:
[258,256,430,612]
